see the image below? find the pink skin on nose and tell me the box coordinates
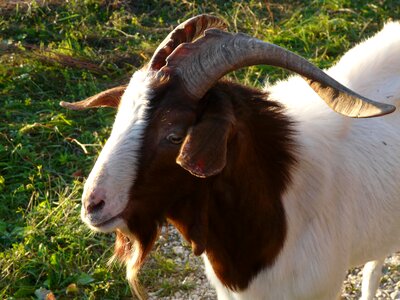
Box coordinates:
[85,188,107,214]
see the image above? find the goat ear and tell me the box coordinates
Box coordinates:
[177,100,234,178]
[60,85,127,110]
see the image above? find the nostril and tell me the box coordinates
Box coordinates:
[85,188,107,214]
[86,199,105,214]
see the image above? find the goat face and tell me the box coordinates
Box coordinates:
[69,68,234,259]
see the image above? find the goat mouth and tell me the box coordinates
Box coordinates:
[87,214,124,232]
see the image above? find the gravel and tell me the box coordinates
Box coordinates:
[145,225,216,300]
[146,225,399,299]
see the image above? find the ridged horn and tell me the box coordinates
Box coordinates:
[162,29,395,118]
[148,14,227,71]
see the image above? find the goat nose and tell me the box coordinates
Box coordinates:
[85,188,106,214]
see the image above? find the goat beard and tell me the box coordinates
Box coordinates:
[111,224,160,300]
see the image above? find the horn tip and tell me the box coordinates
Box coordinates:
[341,102,396,118]
[59,101,83,111]
[369,103,396,118]
[59,101,68,108]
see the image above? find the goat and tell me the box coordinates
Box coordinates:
[61,15,400,300]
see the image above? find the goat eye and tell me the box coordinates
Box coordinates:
[166,133,184,145]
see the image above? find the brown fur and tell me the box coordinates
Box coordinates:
[115,80,297,291]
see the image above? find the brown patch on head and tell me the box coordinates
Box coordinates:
[113,79,296,292]
[168,81,296,291]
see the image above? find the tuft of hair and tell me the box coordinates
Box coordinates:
[110,229,160,300]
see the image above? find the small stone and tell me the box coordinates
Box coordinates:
[173,246,184,255]
[391,290,400,299]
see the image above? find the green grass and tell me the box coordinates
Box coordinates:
[1,0,399,299]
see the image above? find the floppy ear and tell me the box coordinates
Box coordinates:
[60,85,127,110]
[177,99,234,178]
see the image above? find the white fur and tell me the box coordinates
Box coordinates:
[205,22,400,300]
[81,69,152,231]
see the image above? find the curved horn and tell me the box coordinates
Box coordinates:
[162,29,395,118]
[148,14,227,71]
[60,15,226,111]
